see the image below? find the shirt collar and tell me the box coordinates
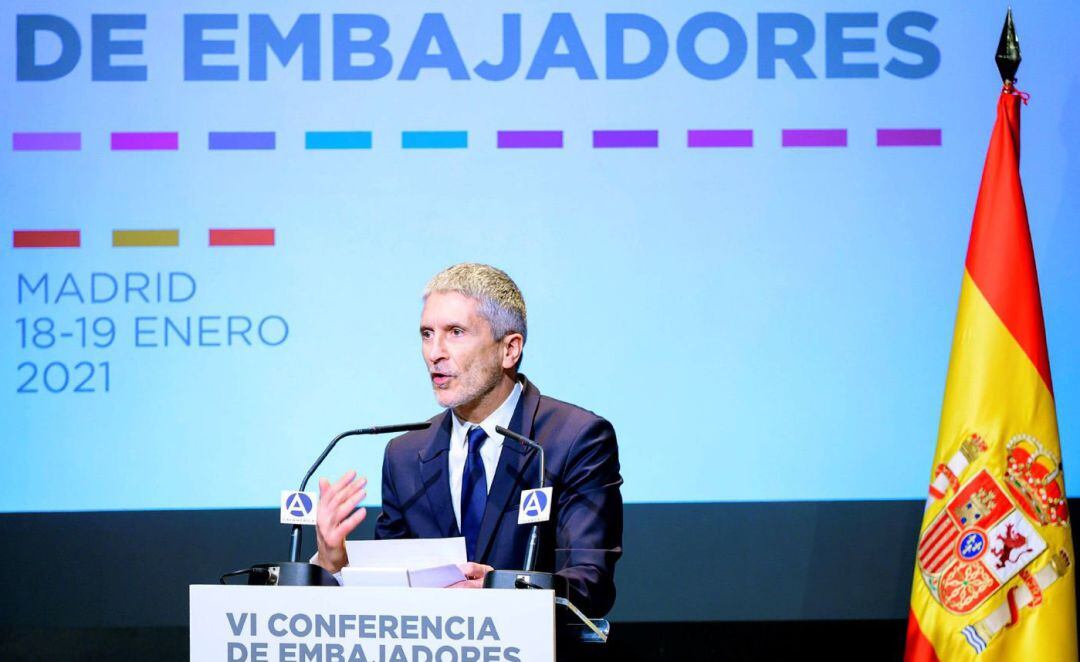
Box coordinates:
[451,380,523,449]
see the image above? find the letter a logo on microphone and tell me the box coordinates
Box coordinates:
[280,490,318,525]
[518,487,553,525]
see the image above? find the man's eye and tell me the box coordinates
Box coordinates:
[420,330,432,339]
[451,327,464,336]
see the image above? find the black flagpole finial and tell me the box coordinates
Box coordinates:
[996,7,1021,85]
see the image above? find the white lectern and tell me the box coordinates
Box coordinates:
[190,585,555,661]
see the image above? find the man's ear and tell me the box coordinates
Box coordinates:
[501,332,524,370]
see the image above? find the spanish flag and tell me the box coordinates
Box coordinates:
[903,87,1077,659]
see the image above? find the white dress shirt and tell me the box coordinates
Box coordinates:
[448,381,523,530]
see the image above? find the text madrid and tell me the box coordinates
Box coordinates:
[17,11,939,82]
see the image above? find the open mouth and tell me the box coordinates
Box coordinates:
[431,372,453,387]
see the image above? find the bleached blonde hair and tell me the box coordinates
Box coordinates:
[424,263,527,342]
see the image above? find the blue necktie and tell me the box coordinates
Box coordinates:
[460,426,488,561]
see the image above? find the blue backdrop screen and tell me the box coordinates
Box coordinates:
[3,1,1078,511]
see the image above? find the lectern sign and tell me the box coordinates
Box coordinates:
[190,585,554,661]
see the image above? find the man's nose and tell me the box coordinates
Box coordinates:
[425,332,448,364]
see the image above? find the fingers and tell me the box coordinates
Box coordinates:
[320,472,366,511]
[335,487,367,523]
[449,578,484,589]
[331,470,357,495]
[320,470,358,506]
[331,506,367,541]
[341,506,367,532]
[458,563,494,580]
[317,472,366,549]
[329,476,367,510]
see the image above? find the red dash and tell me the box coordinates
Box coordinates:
[209,228,275,246]
[13,230,81,248]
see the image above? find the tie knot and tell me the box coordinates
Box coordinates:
[467,426,488,454]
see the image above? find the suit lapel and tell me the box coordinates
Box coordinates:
[474,377,542,563]
[417,411,460,538]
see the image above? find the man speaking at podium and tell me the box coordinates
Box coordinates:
[315,263,624,616]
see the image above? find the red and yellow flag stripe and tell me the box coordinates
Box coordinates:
[905,91,1076,661]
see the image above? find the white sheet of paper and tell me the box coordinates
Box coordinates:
[343,537,466,569]
[311,537,468,587]
[407,564,468,588]
[340,567,411,587]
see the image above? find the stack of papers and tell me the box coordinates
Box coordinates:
[314,537,468,588]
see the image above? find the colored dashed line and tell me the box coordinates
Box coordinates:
[13,230,81,248]
[8,229,279,249]
[593,130,658,148]
[782,129,848,148]
[113,230,179,247]
[209,132,276,150]
[306,131,373,150]
[9,128,944,151]
[111,132,179,151]
[12,132,81,151]
[877,128,942,147]
[402,131,468,149]
[498,131,563,149]
[688,130,753,148]
[209,229,275,246]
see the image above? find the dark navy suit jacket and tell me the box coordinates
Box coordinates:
[375,376,623,616]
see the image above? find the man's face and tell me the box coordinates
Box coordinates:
[420,291,505,411]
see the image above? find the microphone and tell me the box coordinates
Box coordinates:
[289,422,431,563]
[482,426,567,598]
[220,421,430,588]
[496,425,545,571]
[488,428,601,638]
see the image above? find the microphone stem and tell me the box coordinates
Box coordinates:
[524,525,540,571]
[537,444,545,489]
[289,524,303,563]
[494,425,548,573]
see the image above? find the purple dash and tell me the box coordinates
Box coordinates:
[877,129,941,147]
[498,131,563,149]
[111,132,178,151]
[688,130,753,148]
[208,132,276,150]
[12,132,81,151]
[593,130,658,149]
[782,129,847,148]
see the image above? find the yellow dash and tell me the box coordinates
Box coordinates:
[112,230,179,247]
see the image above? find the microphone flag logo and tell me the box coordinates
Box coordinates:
[518,487,553,525]
[280,490,318,525]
